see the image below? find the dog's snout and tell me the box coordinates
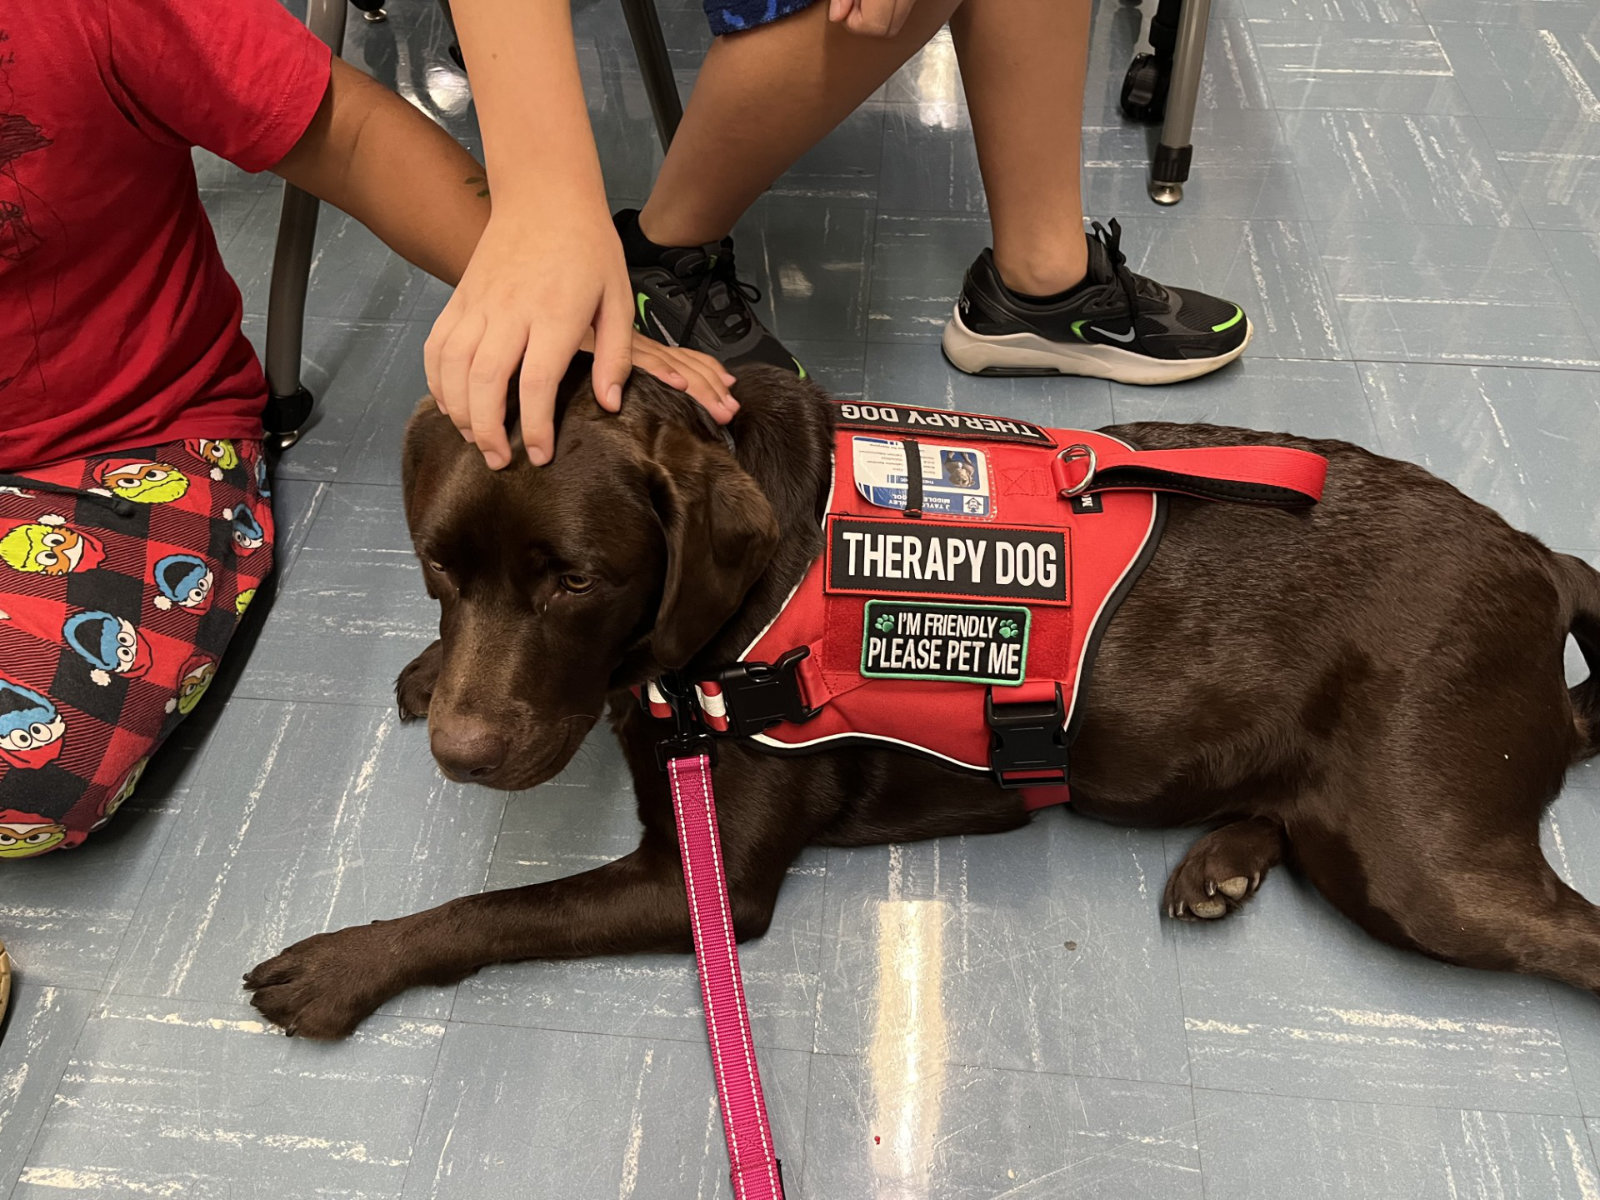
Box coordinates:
[430,714,508,781]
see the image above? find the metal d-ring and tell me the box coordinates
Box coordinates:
[1057,443,1099,496]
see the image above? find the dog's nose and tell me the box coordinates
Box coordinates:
[430,716,508,781]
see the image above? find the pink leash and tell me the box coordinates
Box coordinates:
[668,752,786,1200]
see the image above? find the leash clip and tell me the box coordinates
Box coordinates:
[650,672,718,771]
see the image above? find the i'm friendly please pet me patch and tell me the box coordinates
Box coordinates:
[860,599,1031,686]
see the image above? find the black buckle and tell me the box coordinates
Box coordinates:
[986,683,1069,787]
[650,672,717,771]
[712,648,821,738]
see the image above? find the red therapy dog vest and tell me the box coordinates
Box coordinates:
[648,404,1327,807]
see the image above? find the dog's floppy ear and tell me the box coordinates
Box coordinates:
[402,398,456,531]
[646,424,779,669]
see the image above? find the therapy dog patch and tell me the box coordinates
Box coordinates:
[861,600,1030,686]
[827,516,1071,605]
[833,403,1056,447]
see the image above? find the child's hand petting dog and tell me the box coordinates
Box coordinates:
[424,204,632,470]
[423,327,738,455]
[624,336,740,426]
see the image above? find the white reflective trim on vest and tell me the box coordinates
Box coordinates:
[749,727,990,772]
[695,686,729,721]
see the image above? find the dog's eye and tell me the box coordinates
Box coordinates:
[559,573,595,594]
[425,560,447,574]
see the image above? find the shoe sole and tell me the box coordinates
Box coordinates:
[941,306,1252,385]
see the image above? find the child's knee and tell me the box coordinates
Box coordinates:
[0,437,273,859]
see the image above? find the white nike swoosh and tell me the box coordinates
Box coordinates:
[649,312,680,347]
[1092,326,1137,343]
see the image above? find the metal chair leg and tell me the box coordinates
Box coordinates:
[1149,0,1211,206]
[434,0,463,67]
[1120,0,1179,125]
[619,0,682,151]
[263,0,349,450]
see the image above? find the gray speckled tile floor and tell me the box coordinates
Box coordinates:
[5,0,1600,1196]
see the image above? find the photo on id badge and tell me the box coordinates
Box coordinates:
[852,437,991,518]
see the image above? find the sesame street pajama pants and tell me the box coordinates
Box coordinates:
[0,439,275,858]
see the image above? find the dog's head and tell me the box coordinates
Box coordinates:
[400,367,779,789]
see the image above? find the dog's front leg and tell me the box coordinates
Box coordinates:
[394,639,442,721]
[244,837,710,1040]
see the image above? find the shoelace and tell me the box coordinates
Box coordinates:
[668,246,763,346]
[0,473,138,519]
[1089,219,1167,352]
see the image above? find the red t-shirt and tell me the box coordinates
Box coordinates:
[0,0,332,471]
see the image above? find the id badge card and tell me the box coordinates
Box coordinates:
[851,436,992,518]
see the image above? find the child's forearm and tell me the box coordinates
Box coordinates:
[271,58,490,286]
[445,0,608,214]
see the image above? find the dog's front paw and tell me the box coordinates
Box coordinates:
[396,640,443,722]
[243,922,409,1039]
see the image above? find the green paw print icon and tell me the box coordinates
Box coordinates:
[998,619,1021,639]
[875,614,896,633]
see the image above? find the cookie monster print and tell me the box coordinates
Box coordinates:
[0,677,66,770]
[224,504,266,555]
[185,438,239,480]
[166,653,217,715]
[0,514,105,575]
[255,454,271,498]
[63,610,155,685]
[91,459,190,504]
[0,435,276,852]
[152,553,214,612]
[0,811,68,858]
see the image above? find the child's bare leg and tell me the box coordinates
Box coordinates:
[630,0,1248,384]
[638,0,964,248]
[936,0,1247,382]
[948,0,1092,295]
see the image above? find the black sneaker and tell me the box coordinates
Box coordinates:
[942,219,1251,384]
[615,210,805,377]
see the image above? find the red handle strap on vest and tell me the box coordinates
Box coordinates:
[1053,443,1327,507]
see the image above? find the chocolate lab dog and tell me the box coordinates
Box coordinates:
[245,364,1600,1040]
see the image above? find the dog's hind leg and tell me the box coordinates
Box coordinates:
[1287,798,1600,996]
[1164,817,1285,920]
